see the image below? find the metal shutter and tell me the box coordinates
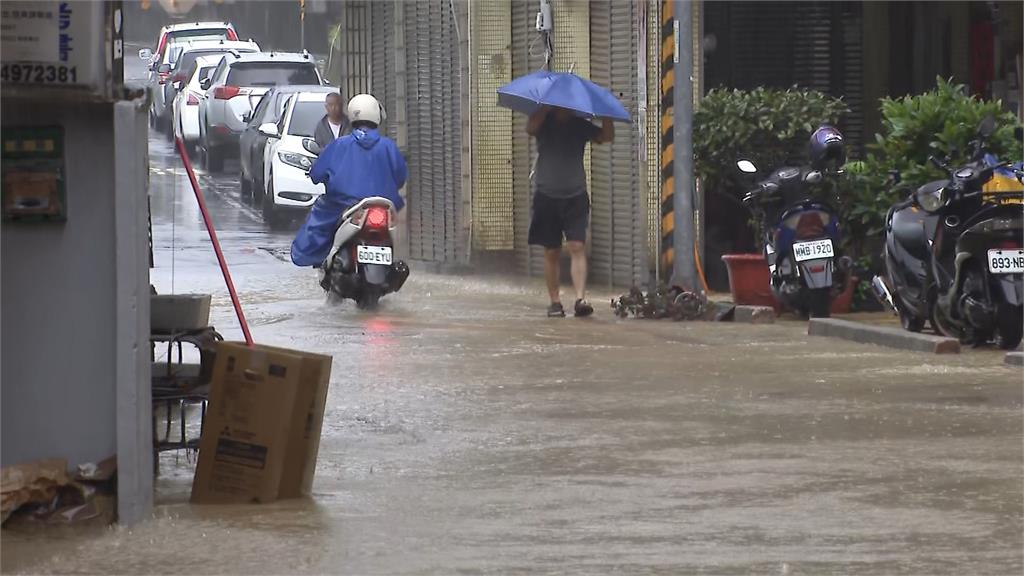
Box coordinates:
[402,0,464,263]
[589,0,647,287]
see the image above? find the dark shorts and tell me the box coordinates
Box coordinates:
[528,191,589,249]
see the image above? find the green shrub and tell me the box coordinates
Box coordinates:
[840,77,1023,250]
[693,86,849,201]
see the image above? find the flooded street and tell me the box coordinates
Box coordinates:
[3,59,1022,576]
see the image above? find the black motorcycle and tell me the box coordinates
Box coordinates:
[738,159,850,318]
[875,117,1024,348]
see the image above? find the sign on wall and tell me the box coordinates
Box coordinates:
[1,1,122,97]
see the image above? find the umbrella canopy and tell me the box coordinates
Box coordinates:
[497,70,631,123]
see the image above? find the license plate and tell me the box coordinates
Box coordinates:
[988,249,1024,274]
[357,245,392,265]
[792,239,834,262]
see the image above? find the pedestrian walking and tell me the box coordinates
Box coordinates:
[313,92,350,150]
[526,104,614,317]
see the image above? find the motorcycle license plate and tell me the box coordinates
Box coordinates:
[792,239,834,262]
[988,249,1024,274]
[357,245,392,265]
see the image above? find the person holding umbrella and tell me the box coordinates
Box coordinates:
[527,105,614,317]
[497,70,630,317]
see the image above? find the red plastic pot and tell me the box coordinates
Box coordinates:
[721,253,775,307]
[830,275,859,315]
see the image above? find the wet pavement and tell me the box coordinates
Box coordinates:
[3,60,1023,575]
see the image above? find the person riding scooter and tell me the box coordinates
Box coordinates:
[291,94,408,268]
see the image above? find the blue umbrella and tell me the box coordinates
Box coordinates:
[497,70,631,123]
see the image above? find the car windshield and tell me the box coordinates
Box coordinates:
[168,29,230,43]
[288,101,326,137]
[173,49,240,74]
[226,63,320,87]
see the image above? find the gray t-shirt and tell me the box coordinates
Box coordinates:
[534,116,601,198]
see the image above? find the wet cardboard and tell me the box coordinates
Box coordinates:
[259,344,333,499]
[191,343,302,504]
[191,342,333,504]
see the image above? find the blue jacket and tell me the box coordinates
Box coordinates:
[291,128,407,267]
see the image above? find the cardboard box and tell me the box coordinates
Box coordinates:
[191,342,332,504]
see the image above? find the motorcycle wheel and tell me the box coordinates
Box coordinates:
[357,286,382,310]
[996,303,1023,350]
[807,288,831,319]
[899,310,925,332]
[960,264,993,346]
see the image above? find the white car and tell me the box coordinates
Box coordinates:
[158,39,260,137]
[258,92,329,226]
[199,51,324,173]
[172,55,224,155]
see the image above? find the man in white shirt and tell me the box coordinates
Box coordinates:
[313,92,350,150]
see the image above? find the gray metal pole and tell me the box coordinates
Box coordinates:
[671,0,700,293]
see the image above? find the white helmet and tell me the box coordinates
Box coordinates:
[347,93,386,127]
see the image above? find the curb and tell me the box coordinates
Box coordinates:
[734,305,775,324]
[1006,352,1023,367]
[808,318,961,354]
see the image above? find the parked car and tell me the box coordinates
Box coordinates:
[239,85,337,200]
[198,51,324,173]
[172,55,224,156]
[138,21,238,72]
[155,39,260,136]
[258,92,331,225]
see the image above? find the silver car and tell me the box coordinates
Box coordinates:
[198,51,324,172]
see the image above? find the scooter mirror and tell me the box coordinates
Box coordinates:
[737,160,757,174]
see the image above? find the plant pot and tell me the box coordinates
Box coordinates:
[721,253,775,307]
[830,275,859,315]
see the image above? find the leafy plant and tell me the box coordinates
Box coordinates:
[693,86,849,202]
[839,77,1023,254]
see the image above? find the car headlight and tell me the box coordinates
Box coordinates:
[278,152,314,171]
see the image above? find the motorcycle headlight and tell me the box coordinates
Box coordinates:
[916,187,947,212]
[279,151,314,171]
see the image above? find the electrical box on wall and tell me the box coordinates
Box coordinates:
[2,126,67,222]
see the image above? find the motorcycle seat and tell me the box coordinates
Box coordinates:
[890,203,931,260]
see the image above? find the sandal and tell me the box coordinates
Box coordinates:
[547,302,566,318]
[574,298,594,317]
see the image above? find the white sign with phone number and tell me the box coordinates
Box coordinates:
[1,1,105,89]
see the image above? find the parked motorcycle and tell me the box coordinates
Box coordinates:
[875,117,1023,348]
[737,159,850,318]
[303,139,410,309]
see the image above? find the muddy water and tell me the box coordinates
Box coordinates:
[5,71,1021,574]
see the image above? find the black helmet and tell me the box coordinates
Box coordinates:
[809,125,845,170]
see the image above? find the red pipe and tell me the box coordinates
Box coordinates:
[174,137,254,346]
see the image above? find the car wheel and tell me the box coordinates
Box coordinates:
[262,177,276,224]
[240,172,251,199]
[206,145,224,173]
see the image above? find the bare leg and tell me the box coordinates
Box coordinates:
[567,241,587,301]
[544,247,561,303]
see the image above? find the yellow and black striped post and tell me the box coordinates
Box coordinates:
[659,0,675,274]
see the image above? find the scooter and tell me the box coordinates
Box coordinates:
[737,159,850,318]
[875,117,1023,348]
[303,140,410,309]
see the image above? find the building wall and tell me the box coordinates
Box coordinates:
[1,101,119,468]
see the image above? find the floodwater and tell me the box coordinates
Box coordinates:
[2,57,1021,576]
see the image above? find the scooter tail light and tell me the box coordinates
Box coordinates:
[996,240,1021,250]
[365,206,389,230]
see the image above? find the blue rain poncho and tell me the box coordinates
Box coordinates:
[290,128,407,267]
